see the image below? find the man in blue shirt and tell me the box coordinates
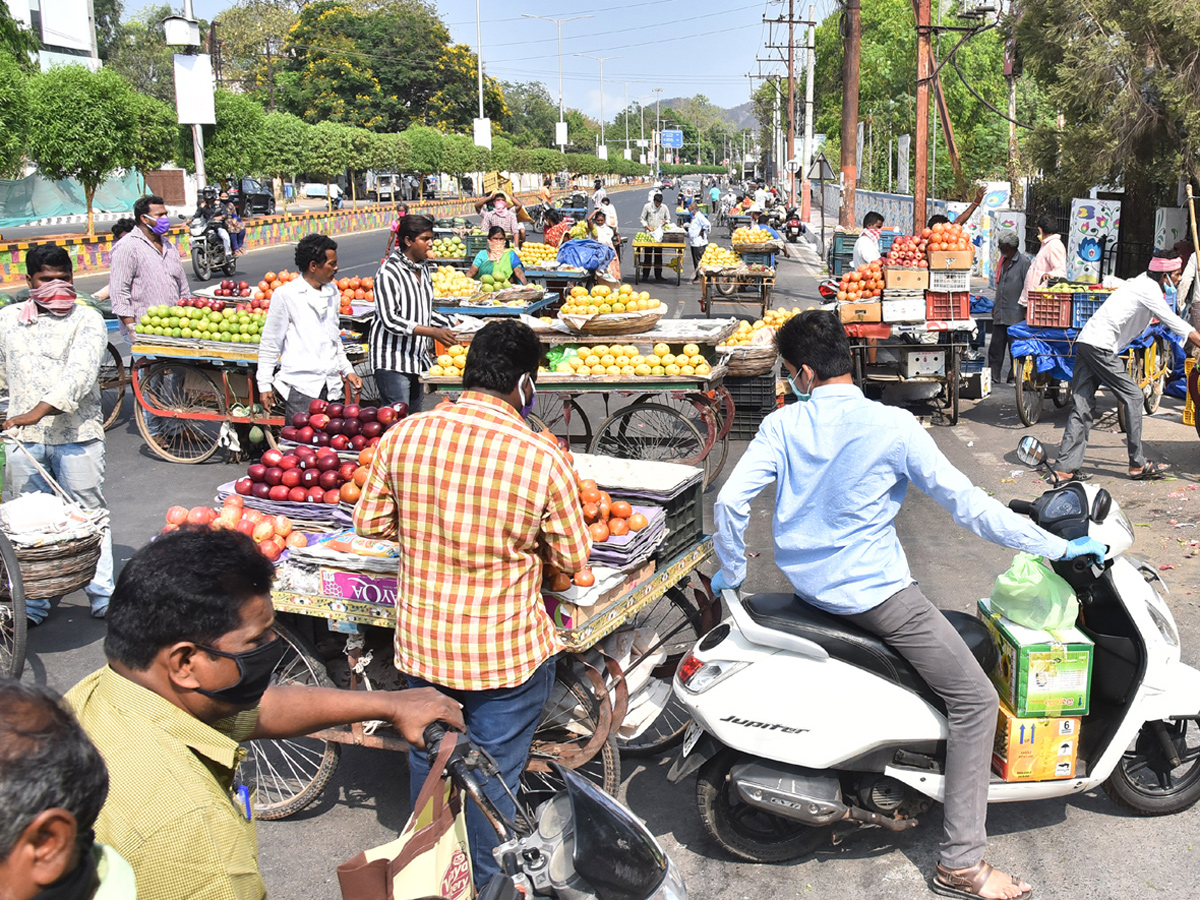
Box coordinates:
[712,310,1103,900]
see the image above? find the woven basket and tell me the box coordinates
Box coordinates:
[559,309,666,335]
[717,345,777,376]
[1,532,103,600]
[732,240,784,253]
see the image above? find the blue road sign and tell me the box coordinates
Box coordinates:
[660,129,683,149]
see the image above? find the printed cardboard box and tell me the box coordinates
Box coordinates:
[883,267,930,290]
[927,247,975,270]
[319,568,398,606]
[992,698,1081,781]
[838,302,882,324]
[978,598,1093,716]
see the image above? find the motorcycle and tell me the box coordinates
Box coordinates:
[765,204,785,230]
[423,723,686,900]
[189,215,237,281]
[668,436,1200,863]
[784,208,804,243]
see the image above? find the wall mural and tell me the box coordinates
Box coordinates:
[1067,198,1121,282]
[945,181,1011,282]
[1154,207,1188,250]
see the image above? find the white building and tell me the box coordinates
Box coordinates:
[8,0,102,72]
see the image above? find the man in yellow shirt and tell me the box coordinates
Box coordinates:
[67,528,464,900]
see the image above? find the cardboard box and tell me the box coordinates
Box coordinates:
[319,568,397,606]
[542,560,657,630]
[882,298,926,323]
[883,267,930,290]
[839,302,882,324]
[927,247,975,270]
[992,698,1081,782]
[978,598,1093,716]
[961,370,992,400]
[900,349,945,377]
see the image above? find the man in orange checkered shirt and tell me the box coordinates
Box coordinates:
[354,319,591,888]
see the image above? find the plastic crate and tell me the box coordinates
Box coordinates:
[960,353,986,374]
[725,373,777,410]
[929,269,971,293]
[833,232,898,255]
[463,234,489,256]
[878,233,897,254]
[925,291,970,321]
[739,251,772,266]
[614,480,704,566]
[1071,293,1107,329]
[831,254,855,276]
[1026,290,1073,328]
[729,408,774,441]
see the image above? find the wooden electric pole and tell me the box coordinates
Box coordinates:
[839,0,861,226]
[914,0,931,227]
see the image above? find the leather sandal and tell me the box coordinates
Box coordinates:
[1130,461,1169,480]
[932,861,1032,900]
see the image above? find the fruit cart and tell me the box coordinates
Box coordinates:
[726,213,752,238]
[630,241,686,286]
[434,292,559,318]
[844,320,976,426]
[698,267,775,318]
[424,318,739,488]
[1008,322,1175,428]
[239,492,721,820]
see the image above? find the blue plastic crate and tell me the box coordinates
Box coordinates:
[1071,293,1106,329]
[740,251,772,266]
[833,231,898,255]
[831,255,855,276]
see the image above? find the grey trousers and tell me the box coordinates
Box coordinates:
[1057,342,1145,471]
[844,583,997,870]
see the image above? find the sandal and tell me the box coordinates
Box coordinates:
[933,861,1032,900]
[1131,461,1170,481]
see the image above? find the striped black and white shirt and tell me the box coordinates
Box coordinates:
[370,250,452,375]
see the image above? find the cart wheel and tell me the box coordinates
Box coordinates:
[100,343,126,431]
[630,394,727,488]
[134,361,227,463]
[238,619,341,820]
[1141,339,1168,415]
[0,531,27,679]
[617,587,706,756]
[714,275,738,297]
[1014,356,1043,427]
[590,402,707,470]
[529,395,593,448]
[1052,383,1071,408]
[521,656,621,810]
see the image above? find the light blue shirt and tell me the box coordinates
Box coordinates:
[713,383,1070,614]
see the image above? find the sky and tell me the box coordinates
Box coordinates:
[135,0,837,122]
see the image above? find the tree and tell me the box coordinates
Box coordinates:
[401,125,442,197]
[212,0,299,101]
[92,0,124,60]
[344,126,378,202]
[189,91,267,185]
[0,50,27,177]
[441,132,482,194]
[261,111,309,183]
[563,109,599,154]
[529,148,565,178]
[304,121,353,210]
[371,131,412,176]
[128,93,179,192]
[106,5,198,107]
[0,0,39,70]
[426,44,507,132]
[25,65,141,236]
[501,81,558,148]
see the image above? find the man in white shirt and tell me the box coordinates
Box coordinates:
[257,233,363,421]
[686,201,710,283]
[753,183,768,209]
[851,211,884,269]
[591,179,606,211]
[1054,253,1200,481]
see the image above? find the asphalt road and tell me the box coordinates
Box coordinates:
[18,187,1200,900]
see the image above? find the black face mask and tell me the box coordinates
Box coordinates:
[194,634,286,706]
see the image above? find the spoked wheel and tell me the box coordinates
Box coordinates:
[590,402,707,470]
[0,531,27,678]
[1140,339,1169,415]
[239,619,341,820]
[1014,356,1044,427]
[134,361,227,463]
[1051,383,1071,408]
[630,393,727,487]
[529,395,593,449]
[521,656,620,813]
[616,586,712,757]
[1103,718,1200,816]
[714,275,738,297]
[100,343,126,431]
[697,749,832,862]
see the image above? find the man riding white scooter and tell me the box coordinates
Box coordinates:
[710,310,1105,900]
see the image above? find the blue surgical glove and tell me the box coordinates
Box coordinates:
[712,571,743,594]
[1062,536,1107,564]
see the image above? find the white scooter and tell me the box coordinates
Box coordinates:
[669,436,1200,862]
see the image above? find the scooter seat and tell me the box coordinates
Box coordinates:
[741,594,998,714]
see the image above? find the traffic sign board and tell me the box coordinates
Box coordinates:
[660,129,683,149]
[785,158,801,173]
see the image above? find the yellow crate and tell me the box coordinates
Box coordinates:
[1185,358,1195,427]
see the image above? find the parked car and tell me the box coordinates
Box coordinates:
[225,177,276,216]
[302,182,344,200]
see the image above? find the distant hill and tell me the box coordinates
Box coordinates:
[661,97,758,131]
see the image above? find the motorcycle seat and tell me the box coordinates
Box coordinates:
[741,593,998,715]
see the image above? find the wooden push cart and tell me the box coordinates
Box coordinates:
[239,538,720,820]
[631,242,685,286]
[698,268,775,319]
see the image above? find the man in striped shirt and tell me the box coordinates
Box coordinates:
[109,194,192,340]
[354,319,591,888]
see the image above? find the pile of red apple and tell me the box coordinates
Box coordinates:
[162,497,306,560]
[177,296,232,313]
[883,235,929,268]
[234,444,374,507]
[212,279,252,298]
[280,397,407,452]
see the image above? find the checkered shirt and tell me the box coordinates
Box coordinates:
[354,391,591,690]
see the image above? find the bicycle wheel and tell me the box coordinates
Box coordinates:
[238,619,341,820]
[100,343,126,431]
[1141,339,1169,415]
[630,394,726,488]
[590,402,707,469]
[1014,357,1043,427]
[529,395,593,449]
[0,531,27,679]
[133,361,226,463]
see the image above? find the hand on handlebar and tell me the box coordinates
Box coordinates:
[389,687,464,748]
[1062,536,1107,565]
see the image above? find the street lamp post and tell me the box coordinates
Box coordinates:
[522,14,593,150]
[163,0,209,190]
[653,87,663,172]
[575,54,619,154]
[474,0,484,119]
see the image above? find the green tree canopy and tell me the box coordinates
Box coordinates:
[260,111,309,181]
[189,90,267,184]
[129,93,179,191]
[0,0,39,69]
[105,4,202,107]
[0,50,28,177]
[501,81,558,149]
[304,120,353,209]
[426,44,506,132]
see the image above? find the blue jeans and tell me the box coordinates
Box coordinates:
[3,439,114,621]
[373,369,425,412]
[406,660,555,889]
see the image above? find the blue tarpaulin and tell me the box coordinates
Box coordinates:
[556,238,614,272]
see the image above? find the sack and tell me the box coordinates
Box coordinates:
[337,734,474,900]
[989,552,1079,631]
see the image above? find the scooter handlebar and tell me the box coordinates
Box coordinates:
[1008,499,1035,516]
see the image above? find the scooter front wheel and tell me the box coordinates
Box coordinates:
[1103,717,1200,816]
[696,750,832,862]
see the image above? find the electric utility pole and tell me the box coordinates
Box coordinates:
[914,0,931,225]
[840,0,861,226]
[764,5,817,208]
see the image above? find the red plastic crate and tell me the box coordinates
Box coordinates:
[1026,290,1073,328]
[925,291,970,322]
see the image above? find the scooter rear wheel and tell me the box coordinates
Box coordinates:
[696,750,832,862]
[1103,717,1200,816]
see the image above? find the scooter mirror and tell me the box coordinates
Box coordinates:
[1091,488,1112,522]
[1016,436,1046,468]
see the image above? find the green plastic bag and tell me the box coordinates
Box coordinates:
[989,552,1078,630]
